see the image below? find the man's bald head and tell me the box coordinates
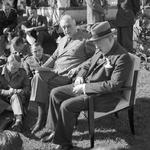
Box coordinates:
[60,15,77,37]
[60,15,76,27]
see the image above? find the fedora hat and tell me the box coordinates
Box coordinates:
[89,21,116,41]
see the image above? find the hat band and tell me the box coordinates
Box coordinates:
[92,29,111,39]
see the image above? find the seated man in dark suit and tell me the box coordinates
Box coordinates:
[0,1,17,56]
[41,21,132,150]
[30,14,95,134]
[21,6,57,55]
[0,54,30,132]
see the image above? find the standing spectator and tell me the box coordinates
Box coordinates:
[12,0,18,11]
[86,0,105,31]
[0,1,17,56]
[116,0,140,53]
[0,54,30,132]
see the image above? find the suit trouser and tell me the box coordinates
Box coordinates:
[0,94,23,115]
[30,71,71,104]
[0,35,6,56]
[117,26,133,53]
[48,84,120,146]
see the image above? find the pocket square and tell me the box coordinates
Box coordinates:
[104,58,113,68]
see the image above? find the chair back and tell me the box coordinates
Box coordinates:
[123,53,140,106]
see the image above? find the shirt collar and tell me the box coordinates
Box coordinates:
[104,40,117,57]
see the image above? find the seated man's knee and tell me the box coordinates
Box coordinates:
[11,94,19,101]
[60,100,70,112]
[50,88,63,104]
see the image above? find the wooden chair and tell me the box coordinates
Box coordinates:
[87,53,141,148]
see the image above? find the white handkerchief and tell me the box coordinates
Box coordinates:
[104,58,113,68]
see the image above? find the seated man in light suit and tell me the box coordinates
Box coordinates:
[30,14,95,134]
[41,21,132,150]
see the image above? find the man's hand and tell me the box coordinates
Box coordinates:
[74,77,84,86]
[24,27,34,33]
[67,68,78,78]
[3,28,9,34]
[8,88,15,95]
[73,84,85,95]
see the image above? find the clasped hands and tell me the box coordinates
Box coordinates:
[73,77,85,95]
[21,25,34,33]
[5,88,21,96]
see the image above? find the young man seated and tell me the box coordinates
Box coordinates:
[23,42,49,78]
[0,54,30,132]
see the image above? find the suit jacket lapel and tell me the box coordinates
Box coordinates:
[86,51,105,77]
[58,38,76,57]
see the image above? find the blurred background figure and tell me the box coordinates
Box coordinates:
[0,1,17,56]
[0,130,23,150]
[116,0,140,53]
[85,0,105,31]
[21,6,57,55]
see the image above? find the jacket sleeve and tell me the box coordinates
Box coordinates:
[77,57,92,78]
[42,47,59,68]
[18,69,31,96]
[23,60,32,78]
[8,9,17,31]
[84,40,95,58]
[85,53,132,94]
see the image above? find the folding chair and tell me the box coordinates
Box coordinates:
[87,53,141,148]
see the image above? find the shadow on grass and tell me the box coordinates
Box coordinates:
[17,97,150,149]
[73,97,150,149]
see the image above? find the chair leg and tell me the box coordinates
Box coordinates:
[114,112,119,118]
[88,96,94,148]
[128,106,135,135]
[88,112,94,148]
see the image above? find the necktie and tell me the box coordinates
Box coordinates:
[64,37,72,48]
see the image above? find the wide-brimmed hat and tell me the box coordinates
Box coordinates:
[89,21,116,42]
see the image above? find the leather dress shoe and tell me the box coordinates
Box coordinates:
[31,123,41,134]
[39,130,53,139]
[41,132,54,143]
[11,121,23,132]
[55,145,73,150]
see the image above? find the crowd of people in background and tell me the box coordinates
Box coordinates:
[0,0,146,150]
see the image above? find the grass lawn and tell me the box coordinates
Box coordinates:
[15,67,150,150]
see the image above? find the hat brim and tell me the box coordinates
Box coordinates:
[89,28,116,42]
